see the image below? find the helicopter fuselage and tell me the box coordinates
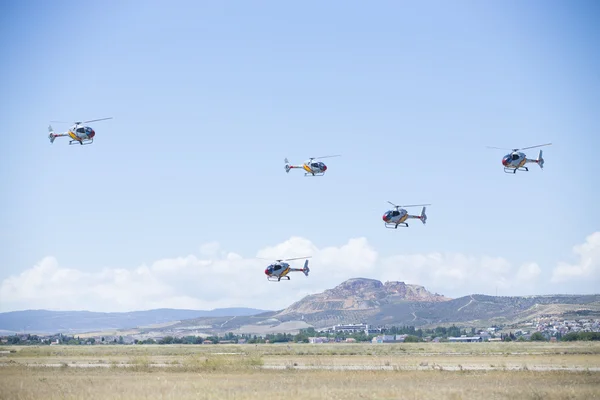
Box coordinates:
[382,209,408,225]
[501,152,527,169]
[68,124,95,143]
[265,262,291,281]
[303,161,327,175]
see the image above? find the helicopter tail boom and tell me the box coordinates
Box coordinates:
[48,125,67,144]
[288,260,310,277]
[284,158,304,173]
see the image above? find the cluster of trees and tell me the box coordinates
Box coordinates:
[2,326,599,346]
[3,334,43,345]
[500,331,600,342]
[500,332,545,342]
[561,332,600,341]
[0,333,122,346]
[386,325,477,338]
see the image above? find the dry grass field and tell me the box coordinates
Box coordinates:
[1,342,599,399]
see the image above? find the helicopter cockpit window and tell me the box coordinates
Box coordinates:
[511,154,519,160]
[392,211,400,217]
[273,265,282,271]
[76,127,85,134]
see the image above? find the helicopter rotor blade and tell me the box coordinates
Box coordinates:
[281,256,312,261]
[518,143,552,151]
[310,155,341,160]
[387,201,399,208]
[485,146,514,151]
[399,203,431,208]
[256,256,312,262]
[82,117,113,124]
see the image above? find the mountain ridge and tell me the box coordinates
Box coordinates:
[0,307,271,334]
[163,279,600,335]
[2,278,599,336]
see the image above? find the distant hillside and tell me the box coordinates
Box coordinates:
[160,279,454,335]
[157,279,600,335]
[0,307,271,334]
[4,278,600,338]
[269,279,600,329]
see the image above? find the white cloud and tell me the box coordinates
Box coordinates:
[551,231,600,284]
[1,232,599,313]
[517,262,542,282]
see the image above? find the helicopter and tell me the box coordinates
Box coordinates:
[48,117,113,146]
[486,143,552,174]
[284,155,341,176]
[382,201,430,229]
[263,257,311,282]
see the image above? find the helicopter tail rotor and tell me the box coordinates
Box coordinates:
[302,259,310,277]
[536,149,545,169]
[48,125,56,143]
[419,206,428,224]
[284,158,291,173]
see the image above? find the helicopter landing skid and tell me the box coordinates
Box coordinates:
[69,139,93,146]
[267,276,290,282]
[304,173,325,177]
[385,222,409,229]
[504,166,528,174]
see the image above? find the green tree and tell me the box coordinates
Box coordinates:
[160,336,174,344]
[530,332,545,341]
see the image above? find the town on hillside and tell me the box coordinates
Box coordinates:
[1,317,599,346]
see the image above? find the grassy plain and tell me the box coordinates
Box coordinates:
[1,342,599,399]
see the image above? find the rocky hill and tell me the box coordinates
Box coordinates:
[279,278,450,315]
[270,278,452,328]
[159,279,600,335]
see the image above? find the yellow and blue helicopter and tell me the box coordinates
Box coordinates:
[382,201,430,229]
[284,155,341,177]
[48,117,113,146]
[263,257,311,282]
[486,143,551,174]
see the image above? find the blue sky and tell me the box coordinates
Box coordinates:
[1,0,599,312]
